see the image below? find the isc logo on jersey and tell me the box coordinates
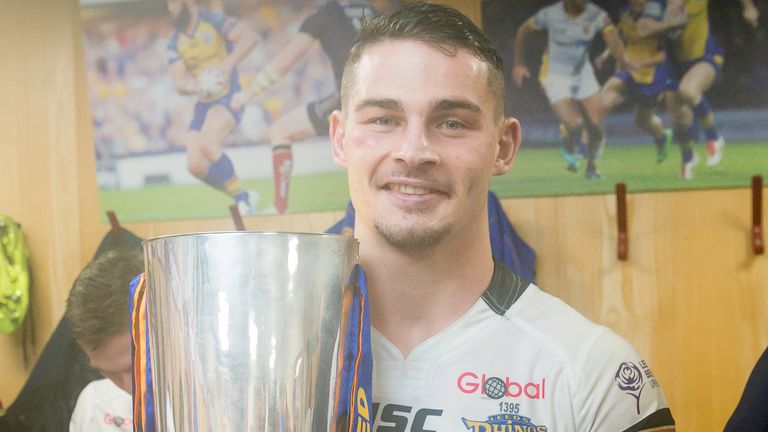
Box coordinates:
[462,414,548,432]
[457,372,546,400]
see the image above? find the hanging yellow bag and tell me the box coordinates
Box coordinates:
[0,215,30,334]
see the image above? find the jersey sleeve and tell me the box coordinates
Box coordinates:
[531,7,550,31]
[642,1,665,21]
[596,7,614,32]
[574,330,676,432]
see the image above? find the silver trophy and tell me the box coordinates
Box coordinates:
[142,232,359,431]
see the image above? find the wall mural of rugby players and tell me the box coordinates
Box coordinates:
[81,0,392,221]
[483,0,768,197]
[82,0,768,223]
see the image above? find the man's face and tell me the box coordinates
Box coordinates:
[167,0,191,29]
[629,0,647,15]
[84,332,133,394]
[566,0,588,13]
[167,0,183,18]
[331,40,518,252]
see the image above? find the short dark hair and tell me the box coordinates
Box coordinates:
[65,249,144,350]
[341,2,505,118]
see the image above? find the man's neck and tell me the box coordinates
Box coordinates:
[358,223,494,358]
[564,2,586,18]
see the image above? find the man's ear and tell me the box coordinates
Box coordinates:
[493,117,521,176]
[330,110,348,167]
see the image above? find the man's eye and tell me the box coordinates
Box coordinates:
[442,119,465,130]
[373,117,395,126]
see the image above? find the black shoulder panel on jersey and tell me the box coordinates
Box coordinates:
[622,408,676,432]
[481,260,530,316]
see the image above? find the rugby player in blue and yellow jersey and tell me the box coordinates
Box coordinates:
[598,0,686,164]
[166,0,259,212]
[665,0,746,178]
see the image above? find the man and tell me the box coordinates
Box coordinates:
[166,0,259,213]
[598,0,686,164]
[665,0,728,179]
[330,3,676,430]
[66,249,144,431]
[513,0,626,179]
[233,0,390,214]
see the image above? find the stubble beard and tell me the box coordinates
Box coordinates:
[374,216,452,254]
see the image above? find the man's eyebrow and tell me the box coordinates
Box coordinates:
[354,98,404,113]
[432,98,482,114]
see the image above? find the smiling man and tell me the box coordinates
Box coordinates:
[330,3,676,431]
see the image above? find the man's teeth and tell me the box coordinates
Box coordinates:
[390,184,431,195]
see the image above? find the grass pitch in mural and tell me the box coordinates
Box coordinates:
[482,0,768,195]
[82,0,768,222]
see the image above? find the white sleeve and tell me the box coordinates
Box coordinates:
[574,330,676,431]
[597,8,613,31]
[532,7,549,31]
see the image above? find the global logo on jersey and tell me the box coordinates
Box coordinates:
[462,413,549,431]
[457,372,546,400]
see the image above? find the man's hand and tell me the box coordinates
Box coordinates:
[664,0,688,30]
[594,51,611,72]
[513,65,531,87]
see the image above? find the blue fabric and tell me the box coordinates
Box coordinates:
[615,62,674,108]
[326,191,537,282]
[693,96,712,119]
[202,153,235,188]
[725,345,768,432]
[330,265,374,431]
[128,274,154,432]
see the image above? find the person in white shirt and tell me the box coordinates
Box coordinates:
[66,249,143,432]
[329,3,676,430]
[513,0,626,179]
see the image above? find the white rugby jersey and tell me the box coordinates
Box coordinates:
[370,262,675,432]
[533,1,612,77]
[70,379,132,431]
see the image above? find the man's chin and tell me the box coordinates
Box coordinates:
[374,221,451,253]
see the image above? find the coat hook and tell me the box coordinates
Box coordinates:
[229,205,246,232]
[616,183,628,261]
[752,175,764,255]
[106,210,123,245]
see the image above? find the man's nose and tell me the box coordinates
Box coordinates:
[392,123,439,165]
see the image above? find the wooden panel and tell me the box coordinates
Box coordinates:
[121,211,347,241]
[501,189,768,431]
[0,0,92,405]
